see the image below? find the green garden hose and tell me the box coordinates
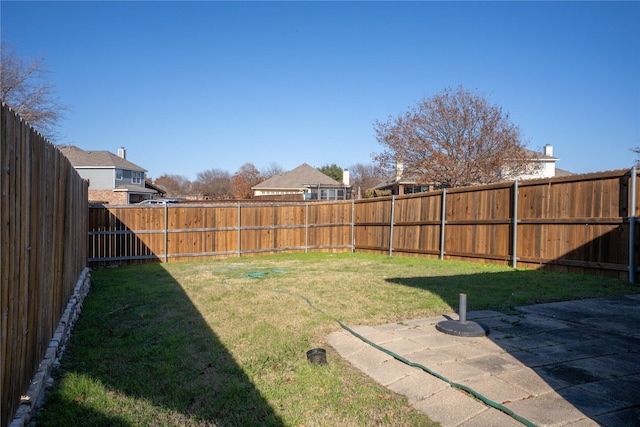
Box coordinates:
[271,289,538,427]
[246,269,287,279]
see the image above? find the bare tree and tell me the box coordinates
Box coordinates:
[261,162,285,179]
[373,86,530,188]
[154,174,193,198]
[194,168,232,200]
[348,162,390,197]
[0,43,66,140]
[231,163,261,199]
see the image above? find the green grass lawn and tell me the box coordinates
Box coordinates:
[36,253,634,426]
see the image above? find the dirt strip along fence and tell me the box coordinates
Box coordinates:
[1,103,89,427]
[89,168,639,282]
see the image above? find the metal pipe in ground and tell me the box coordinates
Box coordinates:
[459,293,467,322]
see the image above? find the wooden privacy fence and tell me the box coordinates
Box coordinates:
[89,168,638,281]
[354,169,637,281]
[1,103,88,427]
[89,201,355,264]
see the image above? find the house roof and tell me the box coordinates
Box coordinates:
[145,179,167,195]
[554,167,574,177]
[253,163,344,190]
[524,147,558,161]
[58,145,146,172]
[114,184,157,194]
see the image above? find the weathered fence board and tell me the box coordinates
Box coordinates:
[1,103,88,427]
[391,194,442,257]
[513,171,634,276]
[352,198,392,253]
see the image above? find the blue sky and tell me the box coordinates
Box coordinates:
[2,1,639,180]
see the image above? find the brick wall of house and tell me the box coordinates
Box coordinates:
[89,189,127,205]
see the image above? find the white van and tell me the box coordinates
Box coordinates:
[137,199,179,205]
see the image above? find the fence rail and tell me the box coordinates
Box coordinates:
[1,103,88,427]
[89,168,638,282]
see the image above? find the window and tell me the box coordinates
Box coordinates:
[320,189,336,200]
[132,171,143,184]
[115,169,123,180]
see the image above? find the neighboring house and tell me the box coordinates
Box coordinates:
[515,144,561,180]
[553,167,574,178]
[371,163,434,197]
[145,178,167,198]
[252,163,352,200]
[58,145,158,204]
[374,145,571,196]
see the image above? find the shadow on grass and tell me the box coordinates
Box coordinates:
[385,268,632,313]
[384,270,639,426]
[36,263,283,427]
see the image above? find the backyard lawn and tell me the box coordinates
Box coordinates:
[35,253,634,426]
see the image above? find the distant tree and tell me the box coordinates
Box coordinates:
[318,164,343,182]
[231,163,262,199]
[0,43,66,140]
[194,168,232,199]
[365,188,392,198]
[348,162,390,198]
[154,174,192,198]
[261,162,285,179]
[373,86,530,188]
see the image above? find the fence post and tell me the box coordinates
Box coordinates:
[163,203,168,263]
[305,203,309,253]
[351,199,355,253]
[630,167,636,283]
[237,203,241,257]
[440,189,447,260]
[389,195,395,257]
[512,180,519,269]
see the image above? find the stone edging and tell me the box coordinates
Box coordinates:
[10,267,91,427]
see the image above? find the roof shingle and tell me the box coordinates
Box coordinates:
[253,163,342,190]
[58,145,146,172]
